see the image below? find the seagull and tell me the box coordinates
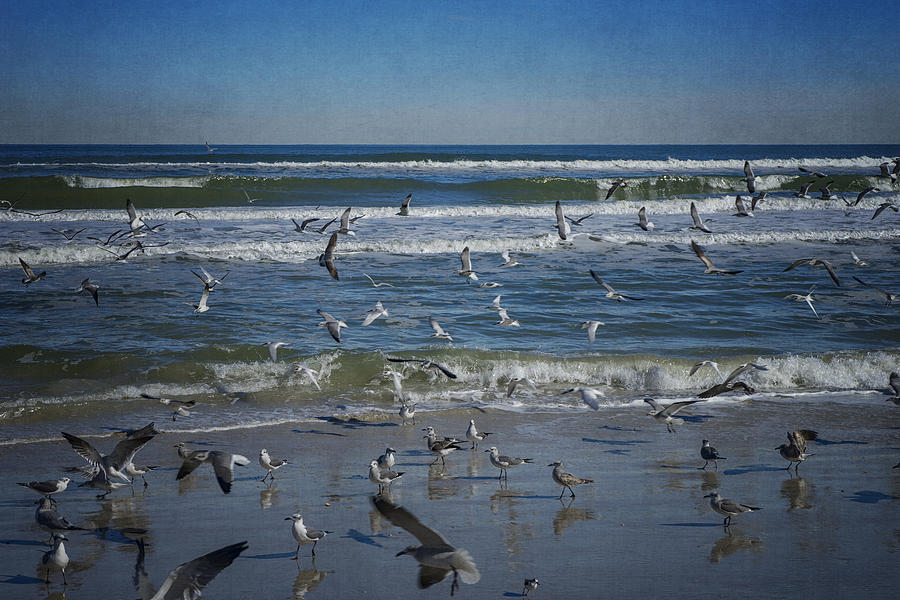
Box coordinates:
[485,446,533,480]
[697,381,754,399]
[124,462,157,487]
[363,273,394,287]
[314,217,337,234]
[853,187,879,206]
[362,301,389,326]
[689,202,712,233]
[776,429,818,472]
[643,398,702,432]
[41,533,70,585]
[87,228,126,246]
[377,447,396,470]
[429,317,454,341]
[878,162,897,182]
[498,250,520,267]
[548,460,593,498]
[34,498,85,540]
[850,251,868,266]
[466,419,492,449]
[635,206,654,231]
[784,258,840,286]
[523,578,540,597]
[205,141,217,152]
[580,320,605,343]
[174,209,199,221]
[17,478,71,504]
[690,240,742,275]
[397,193,412,216]
[259,449,288,482]
[819,180,835,200]
[872,202,898,219]
[689,360,722,378]
[495,307,520,327]
[134,538,247,600]
[263,341,289,362]
[799,166,826,177]
[61,430,155,485]
[423,427,465,466]
[74,277,100,306]
[176,448,251,493]
[700,440,726,470]
[733,195,753,217]
[399,403,417,424]
[478,281,502,288]
[852,276,896,304]
[51,227,85,241]
[723,362,768,385]
[285,513,332,559]
[186,284,212,313]
[317,309,347,343]
[336,207,356,236]
[590,270,643,300]
[369,460,404,492]
[191,266,231,289]
[19,257,46,284]
[387,357,458,379]
[457,246,478,281]
[565,213,593,227]
[884,372,900,404]
[292,217,320,232]
[561,386,604,410]
[371,494,480,595]
[101,243,142,262]
[750,191,767,211]
[507,377,537,397]
[606,179,627,200]
[555,201,570,240]
[79,467,132,499]
[794,181,815,198]
[291,365,322,390]
[126,198,147,235]
[485,294,503,311]
[704,492,761,528]
[242,188,260,203]
[141,393,196,421]
[320,232,339,280]
[784,291,819,318]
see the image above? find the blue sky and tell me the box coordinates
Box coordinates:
[1,0,898,144]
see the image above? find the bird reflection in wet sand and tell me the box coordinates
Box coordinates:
[552,498,597,536]
[709,531,764,563]
[259,484,280,510]
[133,537,247,600]
[293,566,330,599]
[781,476,813,510]
[371,494,480,596]
[699,471,719,493]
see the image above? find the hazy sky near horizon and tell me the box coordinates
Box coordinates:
[2,0,898,144]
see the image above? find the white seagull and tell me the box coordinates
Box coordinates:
[429,317,454,341]
[263,341,289,362]
[635,206,655,231]
[498,250,520,267]
[457,246,478,281]
[317,309,347,343]
[561,386,604,410]
[580,320,604,343]
[689,202,712,233]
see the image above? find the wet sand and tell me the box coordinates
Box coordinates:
[1,397,898,599]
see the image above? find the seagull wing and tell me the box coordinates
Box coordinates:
[325,321,342,342]
[697,383,730,398]
[209,452,248,494]
[126,198,138,222]
[339,207,351,230]
[460,247,473,271]
[400,194,412,211]
[690,202,704,227]
[427,361,458,379]
[638,207,648,227]
[820,261,841,286]
[372,496,453,548]
[108,435,155,471]
[555,201,567,240]
[690,240,715,270]
[323,232,339,280]
[61,432,103,468]
[643,398,662,412]
[889,372,900,396]
[784,258,813,272]
[196,286,210,311]
[176,452,207,481]
[660,399,702,416]
[743,161,754,180]
[429,317,447,336]
[19,257,36,278]
[150,541,249,600]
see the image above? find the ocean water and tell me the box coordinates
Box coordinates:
[1,145,898,443]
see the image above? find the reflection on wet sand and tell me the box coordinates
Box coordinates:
[260,484,281,510]
[781,476,813,510]
[709,530,764,563]
[552,498,597,536]
[427,465,460,501]
[293,564,330,599]
[699,471,719,493]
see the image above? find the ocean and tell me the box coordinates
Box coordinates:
[1,144,898,444]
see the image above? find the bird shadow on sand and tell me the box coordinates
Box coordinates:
[0,574,46,585]
[292,428,347,437]
[723,464,788,476]
[244,551,296,560]
[0,539,48,548]
[502,593,528,598]
[341,529,391,548]
[581,437,651,446]
[659,522,722,528]
[316,417,399,430]
[813,438,868,446]
[844,490,899,504]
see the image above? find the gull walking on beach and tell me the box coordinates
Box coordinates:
[466,419,492,449]
[369,460,404,493]
[372,495,480,595]
[548,461,593,499]
[399,403,417,425]
[644,398,702,432]
[286,513,333,560]
[424,427,465,466]
[700,440,726,470]
[485,446,533,481]
[523,578,540,597]
[17,478,71,505]
[259,449,289,482]
[776,429,818,472]
[704,492,761,528]
[41,533,70,585]
[134,538,247,600]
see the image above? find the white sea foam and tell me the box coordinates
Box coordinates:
[61,175,211,188]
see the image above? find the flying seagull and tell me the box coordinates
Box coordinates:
[362,301,389,326]
[320,232,339,280]
[555,201,570,240]
[317,309,347,343]
[565,213,593,227]
[292,217,320,232]
[262,341,289,362]
[853,187,879,206]
[799,166,826,177]
[644,398,702,432]
[176,448,250,494]
[457,246,478,281]
[872,202,898,219]
[589,269,643,300]
[697,381,754,399]
[561,386,604,410]
[61,430,155,485]
[429,317,454,341]
[336,207,356,236]
[606,179,628,200]
[690,240,742,275]
[852,276,896,304]
[191,266,229,289]
[733,195,753,217]
[784,291,819,318]
[74,278,100,306]
[794,181,815,198]
[51,227,85,241]
[363,273,394,287]
[723,362,768,385]
[174,209,199,221]
[580,320,604,343]
[784,258,841,287]
[397,193,412,216]
[689,202,712,233]
[386,357,457,379]
[689,360,722,378]
[635,206,654,231]
[19,257,46,284]
[134,538,247,600]
[185,284,212,313]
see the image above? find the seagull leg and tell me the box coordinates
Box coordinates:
[312,540,317,556]
[700,461,708,470]
[62,568,67,585]
[558,488,565,499]
[294,544,300,560]
[569,486,576,498]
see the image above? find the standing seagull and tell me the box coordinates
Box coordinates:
[784,258,841,287]
[548,460,593,499]
[41,533,70,585]
[457,246,478,281]
[285,513,332,560]
[852,276,897,304]
[485,446,533,480]
[555,201,570,240]
[320,232,339,280]
[397,193,412,216]
[776,429,818,472]
[699,440,726,470]
[703,492,761,528]
[19,257,46,284]
[644,398,702,432]
[561,386,604,410]
[74,278,100,306]
[263,341,289,362]
[465,419,492,449]
[35,498,85,541]
[362,301,389,326]
[635,206,654,231]
[369,460,404,492]
[259,449,288,482]
[689,202,712,233]
[317,309,347,343]
[590,270,643,300]
[134,538,247,600]
[176,448,251,494]
[371,495,480,595]
[606,179,628,200]
[17,478,71,505]
[423,427,465,466]
[690,240,742,275]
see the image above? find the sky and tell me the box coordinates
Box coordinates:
[1,0,898,144]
